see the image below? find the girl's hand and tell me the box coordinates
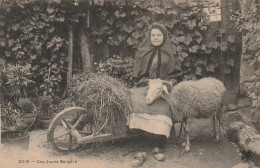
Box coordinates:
[170,79,177,86]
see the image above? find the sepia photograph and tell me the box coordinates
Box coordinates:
[0,0,259,167]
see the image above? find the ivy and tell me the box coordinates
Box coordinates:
[96,55,134,87]
[0,0,76,98]
[0,0,240,99]
[231,0,260,68]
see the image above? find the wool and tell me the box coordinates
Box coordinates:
[166,77,226,122]
[146,77,226,151]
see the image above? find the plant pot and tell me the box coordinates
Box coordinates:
[39,118,51,129]
[16,113,36,131]
[51,112,59,120]
[1,131,30,150]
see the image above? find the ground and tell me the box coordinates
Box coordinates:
[1,118,244,168]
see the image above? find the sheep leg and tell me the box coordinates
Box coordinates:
[183,118,191,152]
[215,112,223,143]
[181,118,187,147]
[215,103,224,143]
[181,134,186,147]
[212,116,216,138]
[179,119,183,137]
[181,117,190,152]
[215,117,220,142]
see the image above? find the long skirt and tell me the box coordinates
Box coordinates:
[128,87,172,138]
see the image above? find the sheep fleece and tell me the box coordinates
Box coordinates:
[169,77,226,121]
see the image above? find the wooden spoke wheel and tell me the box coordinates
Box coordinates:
[47,107,93,153]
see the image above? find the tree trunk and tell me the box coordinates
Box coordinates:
[66,24,73,96]
[79,24,92,73]
[227,121,260,166]
[221,0,242,105]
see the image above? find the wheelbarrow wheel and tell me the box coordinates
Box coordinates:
[47,107,93,153]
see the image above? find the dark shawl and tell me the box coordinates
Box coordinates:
[132,23,182,82]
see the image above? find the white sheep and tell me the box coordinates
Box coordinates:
[145,77,226,152]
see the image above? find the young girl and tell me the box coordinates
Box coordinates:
[132,22,181,83]
[129,22,181,166]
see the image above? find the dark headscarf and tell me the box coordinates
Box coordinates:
[132,23,181,82]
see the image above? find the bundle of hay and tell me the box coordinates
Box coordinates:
[70,73,132,135]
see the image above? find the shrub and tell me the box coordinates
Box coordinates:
[18,98,35,113]
[39,96,53,117]
[4,64,35,101]
[67,72,91,97]
[1,102,20,132]
[96,55,134,87]
[52,98,77,114]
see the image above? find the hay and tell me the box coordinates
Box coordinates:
[71,73,132,135]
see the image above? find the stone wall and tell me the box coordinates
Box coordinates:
[237,0,260,131]
[239,63,260,131]
[224,0,260,132]
[224,2,260,167]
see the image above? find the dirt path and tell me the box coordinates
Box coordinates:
[1,119,242,168]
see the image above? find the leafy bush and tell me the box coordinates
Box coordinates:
[38,96,53,117]
[96,55,134,87]
[52,98,77,114]
[39,65,65,97]
[18,98,35,114]
[4,64,35,101]
[1,102,20,132]
[67,72,91,97]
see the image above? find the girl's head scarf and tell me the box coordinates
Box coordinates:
[132,22,182,81]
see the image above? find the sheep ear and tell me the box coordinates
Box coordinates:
[162,85,169,95]
[162,81,172,93]
[171,79,177,86]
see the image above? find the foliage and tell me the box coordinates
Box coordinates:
[0,0,239,99]
[91,0,236,80]
[4,64,35,101]
[39,66,64,97]
[67,72,91,97]
[0,0,72,98]
[231,0,260,68]
[38,95,53,117]
[1,102,20,132]
[51,98,76,114]
[96,55,134,87]
[18,98,35,113]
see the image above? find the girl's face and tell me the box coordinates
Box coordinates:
[150,28,164,47]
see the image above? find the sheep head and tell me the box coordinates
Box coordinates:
[145,79,172,105]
